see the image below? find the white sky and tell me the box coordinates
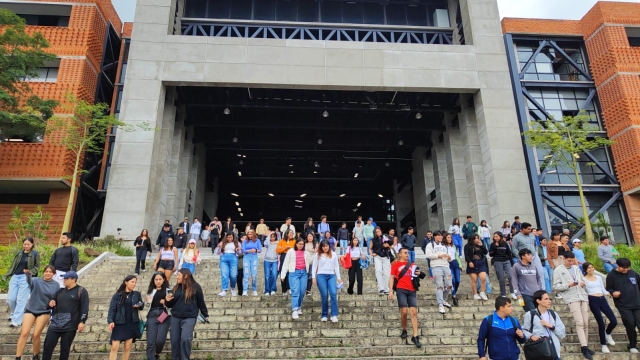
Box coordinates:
[112,0,640,23]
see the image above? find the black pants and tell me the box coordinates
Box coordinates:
[306,264,313,292]
[588,295,618,345]
[278,253,290,293]
[348,258,363,295]
[42,329,76,360]
[237,266,244,293]
[135,249,147,273]
[210,236,219,252]
[522,294,536,312]
[617,307,640,348]
[146,309,171,360]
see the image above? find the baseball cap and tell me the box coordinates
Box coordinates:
[408,226,414,230]
[63,271,78,280]
[189,239,196,244]
[572,239,582,244]
[368,217,373,221]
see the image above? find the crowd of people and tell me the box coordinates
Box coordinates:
[4,215,638,360]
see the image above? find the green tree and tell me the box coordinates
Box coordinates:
[7,206,57,243]
[0,9,58,141]
[523,112,613,242]
[49,96,153,243]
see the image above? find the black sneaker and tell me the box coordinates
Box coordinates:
[586,347,595,355]
[581,346,593,360]
[411,336,422,348]
[378,290,384,296]
[32,354,40,360]
[384,291,389,295]
[400,329,407,339]
[452,297,459,306]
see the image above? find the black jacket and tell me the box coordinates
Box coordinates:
[371,236,392,258]
[174,233,188,249]
[489,242,512,262]
[337,228,350,240]
[222,222,234,237]
[606,269,640,310]
[464,242,488,265]
[107,291,144,324]
[134,237,152,253]
[165,282,208,318]
[156,230,172,247]
[179,221,190,234]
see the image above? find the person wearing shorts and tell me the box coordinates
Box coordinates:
[388,248,422,348]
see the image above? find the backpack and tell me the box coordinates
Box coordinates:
[484,314,519,355]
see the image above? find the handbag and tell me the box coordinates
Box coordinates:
[340,255,352,269]
[157,309,169,323]
[523,311,557,360]
[137,319,147,338]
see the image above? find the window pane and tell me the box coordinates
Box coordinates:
[230,0,252,19]
[208,0,231,18]
[386,4,407,25]
[363,2,384,24]
[276,0,297,21]
[185,0,207,17]
[298,0,319,22]
[321,1,342,23]
[343,2,363,24]
[46,68,58,82]
[542,98,561,110]
[255,0,276,20]
[406,4,427,26]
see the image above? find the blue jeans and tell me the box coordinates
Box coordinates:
[482,237,490,251]
[220,254,238,291]
[7,274,30,325]
[289,269,308,311]
[339,240,348,255]
[453,234,463,257]
[181,262,195,274]
[408,250,415,263]
[543,262,553,293]
[364,238,372,255]
[603,262,617,273]
[477,272,493,294]
[316,274,338,318]
[243,253,258,292]
[264,261,278,294]
[449,261,461,296]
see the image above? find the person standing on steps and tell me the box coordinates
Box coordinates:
[449,218,463,257]
[443,233,461,306]
[464,234,488,301]
[4,237,40,328]
[401,227,417,263]
[42,271,89,360]
[538,237,553,293]
[477,297,526,360]
[134,229,152,275]
[370,227,392,296]
[178,217,190,236]
[425,230,453,314]
[263,232,280,296]
[462,215,478,243]
[209,217,222,253]
[153,237,178,283]
[145,272,171,360]
[489,232,516,300]
[511,222,545,290]
[312,240,342,323]
[179,239,201,275]
[388,247,422,348]
[256,218,268,243]
[582,262,617,354]
[304,232,317,295]
[164,269,209,360]
[242,230,262,296]
[352,220,365,253]
[322,231,337,252]
[107,275,144,360]
[190,218,201,241]
[156,224,172,250]
[337,222,350,256]
[478,220,492,251]
[200,225,210,248]
[236,236,245,296]
[222,217,234,238]
[303,218,315,239]
[606,257,640,354]
[173,227,188,268]
[49,232,79,288]
[277,230,297,295]
[511,249,544,312]
[14,265,58,360]
[217,233,241,297]
[281,239,311,319]
[280,217,296,243]
[552,251,593,360]
[317,215,330,242]
[363,218,375,256]
[343,237,365,295]
[522,290,566,360]
[422,231,435,279]
[598,236,619,274]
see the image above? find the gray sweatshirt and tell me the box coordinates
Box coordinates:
[597,244,616,264]
[511,232,538,258]
[25,277,60,313]
[263,240,279,262]
[511,260,544,297]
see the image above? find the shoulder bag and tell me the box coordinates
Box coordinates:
[340,247,352,269]
[393,263,413,291]
[523,310,557,360]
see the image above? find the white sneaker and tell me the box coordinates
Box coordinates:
[242,292,248,296]
[218,291,227,297]
[296,309,303,315]
[630,348,639,353]
[555,293,563,299]
[231,290,237,297]
[605,333,615,345]
[142,269,146,272]
[292,311,299,320]
[511,293,517,300]
[253,291,258,296]
[264,293,270,296]
[474,294,481,300]
[270,291,276,296]
[134,273,139,276]
[480,292,488,301]
[438,306,445,314]
[601,345,610,354]
[330,316,338,323]
[442,302,452,308]
[288,290,291,295]
[321,317,328,322]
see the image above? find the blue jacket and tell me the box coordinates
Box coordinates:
[477,311,526,360]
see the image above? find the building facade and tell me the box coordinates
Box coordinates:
[502,1,640,243]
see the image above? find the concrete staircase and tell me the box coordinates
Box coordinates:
[1,252,636,359]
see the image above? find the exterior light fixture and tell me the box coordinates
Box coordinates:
[223,108,231,115]
[238,171,242,176]
[289,164,294,167]
[354,173,358,178]
[232,137,238,143]
[290,171,294,174]
[295,205,303,208]
[240,212,244,216]
[322,110,329,118]
[313,171,318,174]
[239,160,244,165]
[317,139,323,145]
[415,112,422,120]
[238,208,242,212]
[231,193,239,197]
[314,161,319,167]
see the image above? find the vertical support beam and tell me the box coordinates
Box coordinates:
[432,131,453,230]
[412,147,435,237]
[165,107,185,227]
[188,144,206,221]
[443,114,470,221]
[178,126,194,222]
[203,177,219,221]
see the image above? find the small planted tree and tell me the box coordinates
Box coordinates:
[49,96,153,244]
[523,112,613,243]
[0,9,58,141]
[7,206,57,243]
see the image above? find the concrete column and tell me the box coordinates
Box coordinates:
[164,108,185,227]
[393,179,413,233]
[203,177,219,220]
[412,147,435,238]
[187,144,206,221]
[432,131,453,231]
[178,126,194,221]
[443,114,471,222]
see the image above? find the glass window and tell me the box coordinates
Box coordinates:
[406,4,427,26]
[26,67,58,82]
[321,1,342,23]
[230,0,252,19]
[208,0,231,18]
[185,0,207,17]
[254,0,277,20]
[276,0,298,21]
[119,64,127,83]
[343,2,363,24]
[363,2,384,24]
[386,4,407,25]
[298,0,319,22]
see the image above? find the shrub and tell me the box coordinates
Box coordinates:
[7,206,58,243]
[583,242,640,273]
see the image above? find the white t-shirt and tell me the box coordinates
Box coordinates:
[348,246,362,258]
[224,242,236,254]
[481,227,490,238]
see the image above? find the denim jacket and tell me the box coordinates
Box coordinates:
[107,291,143,325]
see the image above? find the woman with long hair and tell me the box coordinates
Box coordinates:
[134,229,152,275]
[303,218,315,239]
[344,237,365,295]
[582,262,617,354]
[263,232,279,296]
[304,232,317,295]
[277,230,297,295]
[312,240,342,322]
[107,275,144,360]
[217,233,241,297]
[3,237,40,328]
[179,239,201,275]
[242,229,262,296]
[165,269,209,360]
[448,218,463,257]
[154,237,178,282]
[14,265,58,360]
[442,233,460,306]
[281,239,311,319]
[145,272,171,360]
[500,221,511,237]
[478,220,491,251]
[522,290,566,360]
[244,222,253,235]
[464,234,488,301]
[489,232,516,299]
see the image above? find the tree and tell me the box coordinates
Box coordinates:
[523,112,613,242]
[7,206,57,243]
[49,96,153,243]
[0,9,58,141]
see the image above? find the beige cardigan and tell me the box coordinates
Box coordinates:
[280,248,311,279]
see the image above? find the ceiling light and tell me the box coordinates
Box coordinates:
[295,205,303,208]
[237,154,242,157]
[268,193,275,197]
[385,162,390,167]
[235,202,239,206]
[242,155,246,158]
[313,171,318,174]
[300,194,307,197]
[340,194,346,197]
[295,200,303,203]
[314,161,319,167]
[223,108,231,115]
[290,171,294,174]
[239,160,244,165]
[231,193,239,197]
[397,140,404,146]
[354,173,358,178]
[232,137,238,143]
[238,171,242,176]
[317,139,323,145]
[415,112,422,120]
[378,194,383,198]
[238,208,242,212]
[240,213,244,216]
[289,164,293,167]
[322,110,329,118]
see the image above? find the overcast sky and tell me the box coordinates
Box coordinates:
[112,0,640,23]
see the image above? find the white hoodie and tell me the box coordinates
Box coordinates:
[425,241,450,268]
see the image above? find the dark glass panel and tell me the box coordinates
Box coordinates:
[321,1,342,23]
[255,0,277,20]
[406,4,427,26]
[208,0,231,18]
[343,2,363,24]
[185,0,208,17]
[386,4,407,25]
[276,0,298,21]
[363,2,384,24]
[298,0,319,22]
[230,0,252,19]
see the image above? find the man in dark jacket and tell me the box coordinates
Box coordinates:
[462,216,478,240]
[606,258,640,353]
[156,224,172,249]
[337,222,350,256]
[478,297,526,360]
[179,217,190,234]
[401,227,417,263]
